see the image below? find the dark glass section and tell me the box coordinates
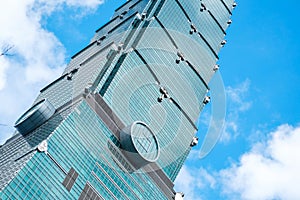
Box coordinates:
[78,183,103,200]
[62,167,79,192]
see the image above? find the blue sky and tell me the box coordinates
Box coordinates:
[1,0,300,199]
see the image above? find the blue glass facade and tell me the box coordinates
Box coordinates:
[0,0,235,199]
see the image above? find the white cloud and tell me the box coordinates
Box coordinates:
[0,0,104,144]
[175,166,216,200]
[220,124,300,200]
[0,56,9,90]
[176,124,300,200]
[64,0,104,8]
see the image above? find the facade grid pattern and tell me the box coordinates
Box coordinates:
[0,0,234,199]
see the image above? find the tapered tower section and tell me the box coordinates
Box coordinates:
[0,0,235,199]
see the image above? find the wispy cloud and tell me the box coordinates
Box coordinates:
[221,79,252,143]
[188,79,252,159]
[0,0,104,144]
[226,79,252,112]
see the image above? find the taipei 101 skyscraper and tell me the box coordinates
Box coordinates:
[0,0,236,199]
